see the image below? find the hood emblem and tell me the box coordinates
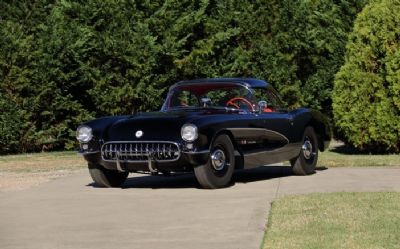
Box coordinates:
[135,130,143,138]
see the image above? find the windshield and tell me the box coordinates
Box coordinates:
[161,83,257,111]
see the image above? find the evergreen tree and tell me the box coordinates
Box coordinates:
[333,0,400,152]
[0,0,366,153]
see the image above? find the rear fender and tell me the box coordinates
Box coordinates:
[308,110,332,151]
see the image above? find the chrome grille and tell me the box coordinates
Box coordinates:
[101,141,181,162]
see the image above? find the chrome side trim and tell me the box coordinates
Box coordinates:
[183,150,210,155]
[227,128,289,144]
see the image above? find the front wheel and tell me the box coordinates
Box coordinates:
[88,163,129,187]
[291,126,319,175]
[194,134,235,189]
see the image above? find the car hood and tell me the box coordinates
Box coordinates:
[106,109,234,141]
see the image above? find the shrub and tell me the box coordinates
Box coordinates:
[333,0,400,152]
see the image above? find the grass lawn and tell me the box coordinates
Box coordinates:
[262,192,400,249]
[319,150,400,167]
[0,151,85,173]
[316,140,400,167]
[0,151,86,191]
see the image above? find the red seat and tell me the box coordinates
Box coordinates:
[263,108,273,113]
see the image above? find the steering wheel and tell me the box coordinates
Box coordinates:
[226,97,255,111]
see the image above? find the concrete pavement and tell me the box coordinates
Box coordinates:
[1,166,400,249]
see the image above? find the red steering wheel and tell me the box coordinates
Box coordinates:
[226,97,255,111]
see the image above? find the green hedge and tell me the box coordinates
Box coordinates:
[0,0,366,154]
[333,0,400,152]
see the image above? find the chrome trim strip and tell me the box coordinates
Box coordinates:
[78,150,100,155]
[100,141,181,163]
[227,128,289,144]
[183,150,210,155]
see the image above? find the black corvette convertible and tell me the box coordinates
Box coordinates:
[77,78,331,189]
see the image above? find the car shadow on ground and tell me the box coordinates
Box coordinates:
[87,165,328,189]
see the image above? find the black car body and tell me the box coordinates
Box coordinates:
[77,78,331,188]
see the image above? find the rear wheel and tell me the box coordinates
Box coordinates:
[291,126,319,175]
[194,134,235,189]
[88,163,129,187]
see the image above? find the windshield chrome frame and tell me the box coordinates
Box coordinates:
[160,82,256,112]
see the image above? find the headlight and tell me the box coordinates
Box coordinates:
[181,124,198,142]
[76,126,93,143]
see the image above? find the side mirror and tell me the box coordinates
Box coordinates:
[258,100,267,113]
[201,97,212,107]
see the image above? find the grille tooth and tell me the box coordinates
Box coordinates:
[163,144,166,158]
[140,143,143,160]
[124,144,128,160]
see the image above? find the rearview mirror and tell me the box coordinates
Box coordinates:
[201,98,212,107]
[258,100,267,113]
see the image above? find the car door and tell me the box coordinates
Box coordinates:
[237,87,297,167]
[260,112,292,143]
[253,88,294,148]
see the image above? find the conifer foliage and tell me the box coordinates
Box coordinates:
[333,0,400,152]
[0,0,366,153]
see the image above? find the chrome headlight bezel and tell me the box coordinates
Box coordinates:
[76,125,93,143]
[181,123,198,142]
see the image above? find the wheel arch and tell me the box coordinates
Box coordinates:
[307,118,331,152]
[210,129,244,169]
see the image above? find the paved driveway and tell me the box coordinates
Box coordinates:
[1,166,400,249]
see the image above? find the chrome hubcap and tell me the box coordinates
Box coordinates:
[302,139,313,159]
[211,149,226,171]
